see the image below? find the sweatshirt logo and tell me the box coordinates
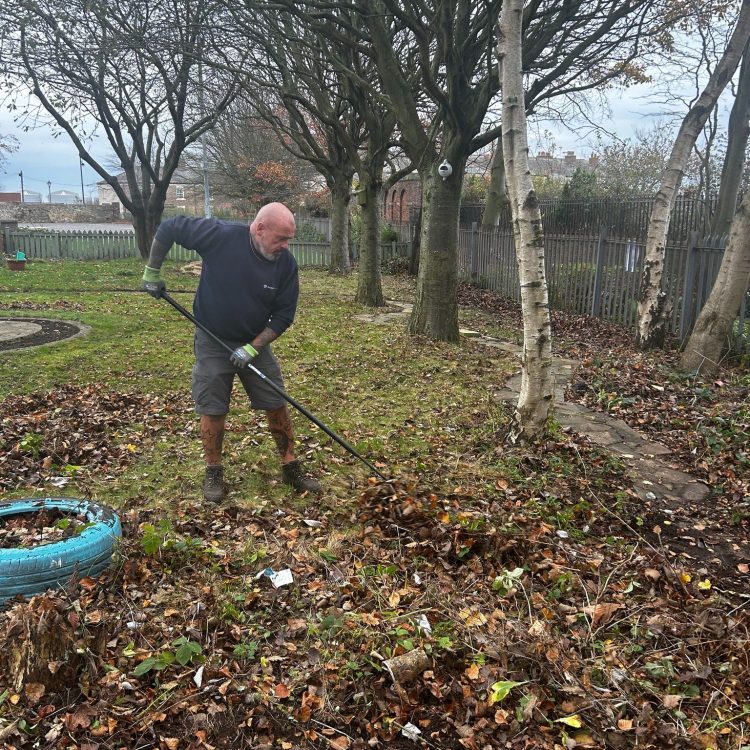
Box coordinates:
[263,284,276,290]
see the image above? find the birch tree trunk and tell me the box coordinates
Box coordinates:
[482,139,511,227]
[680,190,750,374]
[636,0,750,349]
[329,179,352,274]
[498,0,554,441]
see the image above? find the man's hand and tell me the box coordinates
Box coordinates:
[230,343,258,369]
[141,266,166,298]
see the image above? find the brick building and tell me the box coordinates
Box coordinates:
[383,151,598,224]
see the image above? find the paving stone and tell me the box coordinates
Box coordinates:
[0,321,41,342]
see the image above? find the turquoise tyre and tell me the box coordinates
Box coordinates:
[0,497,122,605]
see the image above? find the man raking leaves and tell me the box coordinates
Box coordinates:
[141,203,322,502]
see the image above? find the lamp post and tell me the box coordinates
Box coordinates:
[80,160,85,204]
[18,171,24,202]
[47,180,52,203]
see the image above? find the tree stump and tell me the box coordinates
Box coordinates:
[0,595,107,694]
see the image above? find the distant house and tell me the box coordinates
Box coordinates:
[0,192,21,203]
[383,150,599,224]
[529,151,598,181]
[22,190,43,203]
[50,189,80,204]
[97,165,232,218]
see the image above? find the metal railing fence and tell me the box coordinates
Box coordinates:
[458,223,748,355]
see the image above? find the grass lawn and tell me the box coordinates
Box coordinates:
[0,258,748,750]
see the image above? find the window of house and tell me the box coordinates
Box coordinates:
[175,186,185,200]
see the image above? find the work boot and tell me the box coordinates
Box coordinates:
[203,464,225,503]
[282,460,322,494]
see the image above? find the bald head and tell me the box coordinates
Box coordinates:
[250,202,296,261]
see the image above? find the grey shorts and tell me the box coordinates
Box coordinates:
[192,328,286,414]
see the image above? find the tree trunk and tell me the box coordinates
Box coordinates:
[131,207,161,260]
[409,205,422,276]
[355,178,385,306]
[329,180,351,274]
[680,190,750,374]
[711,44,750,237]
[499,0,554,441]
[407,166,463,342]
[636,0,750,349]
[482,139,511,227]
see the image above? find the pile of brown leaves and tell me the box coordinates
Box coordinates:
[0,385,187,491]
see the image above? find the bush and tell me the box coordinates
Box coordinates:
[381,224,400,242]
[295,223,327,242]
[382,256,411,275]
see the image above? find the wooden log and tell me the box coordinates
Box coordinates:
[383,648,430,685]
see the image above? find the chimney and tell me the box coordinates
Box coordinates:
[565,151,576,163]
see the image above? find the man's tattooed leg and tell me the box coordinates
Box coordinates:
[266,405,295,463]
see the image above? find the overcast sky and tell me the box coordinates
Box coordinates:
[0,79,733,201]
[0,108,111,200]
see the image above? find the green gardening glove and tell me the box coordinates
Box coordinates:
[141,266,166,298]
[230,343,258,368]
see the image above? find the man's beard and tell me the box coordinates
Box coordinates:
[255,245,280,262]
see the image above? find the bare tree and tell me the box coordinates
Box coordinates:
[0,0,245,256]
[227,10,365,274]
[498,0,554,441]
[288,0,683,342]
[636,0,750,348]
[680,189,750,374]
[202,102,318,213]
[0,133,17,173]
[482,141,511,227]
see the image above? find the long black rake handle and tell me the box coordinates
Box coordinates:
[160,291,388,481]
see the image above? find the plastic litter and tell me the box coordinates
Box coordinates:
[401,723,422,741]
[255,567,294,588]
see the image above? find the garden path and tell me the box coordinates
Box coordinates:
[355,302,750,599]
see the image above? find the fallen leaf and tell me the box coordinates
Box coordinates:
[662,695,681,709]
[617,719,633,731]
[582,602,623,627]
[489,680,526,704]
[24,683,46,704]
[274,683,291,699]
[573,732,597,746]
[555,715,583,728]
[465,663,480,680]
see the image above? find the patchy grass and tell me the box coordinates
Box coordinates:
[0,261,748,750]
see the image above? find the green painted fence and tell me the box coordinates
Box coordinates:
[4,228,409,269]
